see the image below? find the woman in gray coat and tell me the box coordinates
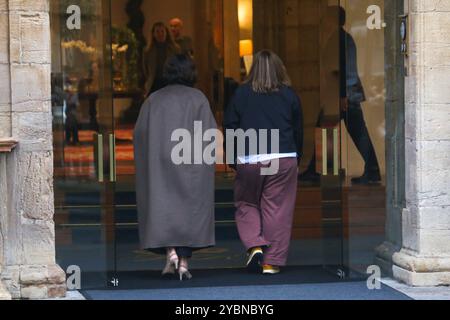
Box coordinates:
[134,54,217,280]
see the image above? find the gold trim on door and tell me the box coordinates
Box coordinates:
[95,134,104,182]
[333,128,339,176]
[322,129,328,176]
[109,134,117,182]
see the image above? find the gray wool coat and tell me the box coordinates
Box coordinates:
[133,85,217,252]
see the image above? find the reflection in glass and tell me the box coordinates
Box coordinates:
[51,0,115,289]
[342,0,387,276]
[111,0,230,276]
[49,0,393,285]
[52,0,113,183]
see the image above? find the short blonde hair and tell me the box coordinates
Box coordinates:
[244,50,291,93]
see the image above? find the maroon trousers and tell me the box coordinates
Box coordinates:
[234,158,298,266]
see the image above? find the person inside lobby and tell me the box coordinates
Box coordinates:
[143,21,180,97]
[169,17,194,57]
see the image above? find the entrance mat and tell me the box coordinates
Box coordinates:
[81,282,411,301]
[80,266,410,300]
[87,266,342,291]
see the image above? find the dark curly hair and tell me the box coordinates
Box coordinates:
[163,54,197,87]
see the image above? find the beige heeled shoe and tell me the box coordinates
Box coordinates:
[162,249,179,276]
[178,258,192,281]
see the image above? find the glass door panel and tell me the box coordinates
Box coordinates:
[318,0,345,276]
[51,0,115,289]
[109,0,347,286]
[110,0,234,285]
[252,0,344,271]
[341,0,388,278]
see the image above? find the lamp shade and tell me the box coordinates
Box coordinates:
[239,39,253,57]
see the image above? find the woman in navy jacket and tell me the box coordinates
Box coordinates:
[224,50,303,275]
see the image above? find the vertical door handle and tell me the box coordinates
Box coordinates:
[109,134,117,182]
[322,129,328,176]
[333,128,339,176]
[95,134,104,182]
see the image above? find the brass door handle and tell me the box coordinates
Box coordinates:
[109,134,117,182]
[95,134,104,182]
[322,129,328,176]
[333,128,339,176]
[322,128,339,176]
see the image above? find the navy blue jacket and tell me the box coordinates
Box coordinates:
[223,83,304,166]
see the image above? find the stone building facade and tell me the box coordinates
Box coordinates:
[0,0,449,299]
[386,0,450,286]
[0,0,66,299]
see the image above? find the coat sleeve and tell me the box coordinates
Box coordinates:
[292,93,304,163]
[142,51,149,96]
[201,98,217,131]
[196,97,218,167]
[143,50,154,96]
[223,91,241,170]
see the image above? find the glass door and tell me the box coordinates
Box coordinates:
[252,0,344,273]
[318,0,346,277]
[109,0,234,287]
[341,0,389,279]
[51,0,115,290]
[107,0,347,288]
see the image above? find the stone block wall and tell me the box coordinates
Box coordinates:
[0,0,12,301]
[0,1,11,137]
[391,0,450,286]
[0,153,12,300]
[0,0,66,299]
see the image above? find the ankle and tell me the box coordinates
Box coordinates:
[179,257,189,268]
[167,248,177,258]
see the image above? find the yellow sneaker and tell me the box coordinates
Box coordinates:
[246,247,263,273]
[263,264,280,275]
